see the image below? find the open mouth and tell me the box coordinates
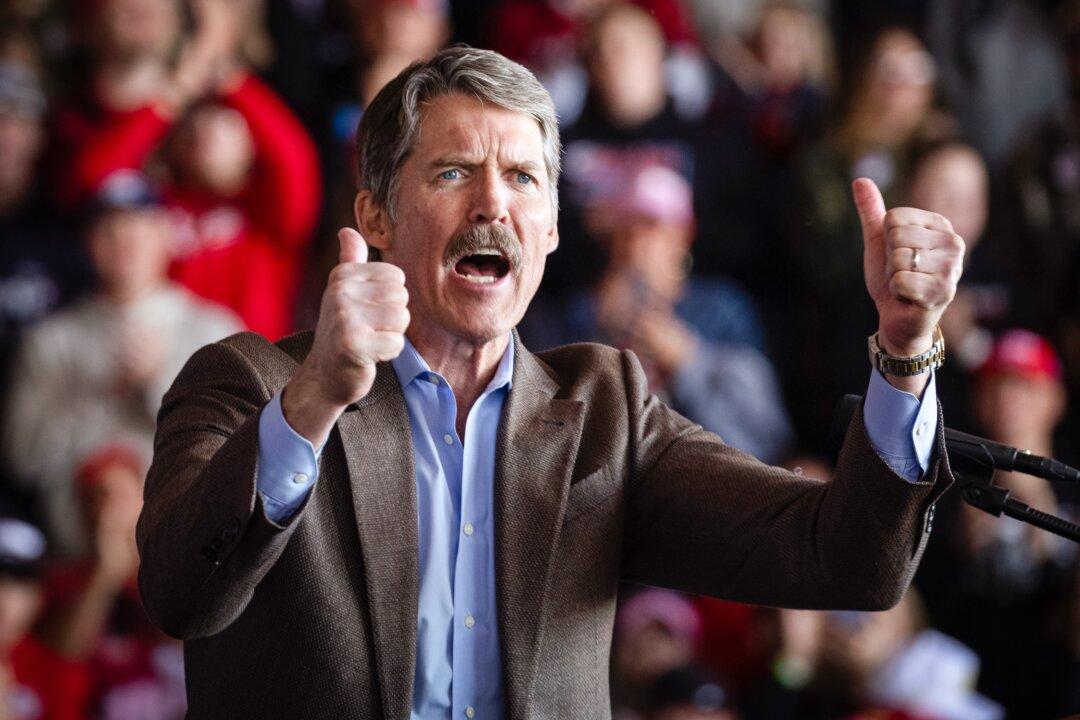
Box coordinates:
[452,250,512,285]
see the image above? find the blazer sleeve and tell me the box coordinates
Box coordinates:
[619,350,953,611]
[136,336,312,640]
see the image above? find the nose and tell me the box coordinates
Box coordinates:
[467,168,510,225]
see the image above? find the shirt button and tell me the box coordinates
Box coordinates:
[465,707,475,718]
[915,422,927,438]
[463,522,474,536]
[464,614,475,629]
[291,473,308,485]
[443,433,454,445]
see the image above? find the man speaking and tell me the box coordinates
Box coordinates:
[137,47,964,719]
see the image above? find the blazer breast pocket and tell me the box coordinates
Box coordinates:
[563,464,621,525]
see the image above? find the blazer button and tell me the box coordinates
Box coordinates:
[221,518,241,543]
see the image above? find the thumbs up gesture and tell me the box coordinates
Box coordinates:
[281,228,410,445]
[854,178,965,364]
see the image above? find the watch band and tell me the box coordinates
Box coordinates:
[868,326,945,377]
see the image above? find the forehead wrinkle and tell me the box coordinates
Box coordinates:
[418,99,545,165]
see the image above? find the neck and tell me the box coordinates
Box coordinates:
[607,90,665,130]
[407,323,510,436]
[96,56,168,108]
[101,280,162,307]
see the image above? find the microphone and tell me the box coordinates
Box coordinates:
[832,394,1080,483]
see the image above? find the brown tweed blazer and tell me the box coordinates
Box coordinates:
[137,329,953,719]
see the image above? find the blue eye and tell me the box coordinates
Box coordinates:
[440,169,460,180]
[515,172,534,185]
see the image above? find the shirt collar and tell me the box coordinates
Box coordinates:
[391,333,515,394]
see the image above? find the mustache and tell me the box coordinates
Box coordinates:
[443,224,522,271]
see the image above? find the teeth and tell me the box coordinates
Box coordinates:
[461,274,497,284]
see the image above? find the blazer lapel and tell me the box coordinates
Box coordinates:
[337,363,418,720]
[495,342,585,718]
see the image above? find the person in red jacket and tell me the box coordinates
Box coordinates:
[53,0,321,339]
[159,70,321,340]
[0,502,91,720]
[487,0,696,71]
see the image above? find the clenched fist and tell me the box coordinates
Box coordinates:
[282,228,410,445]
[854,178,965,390]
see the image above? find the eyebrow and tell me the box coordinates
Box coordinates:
[516,160,543,174]
[430,155,478,168]
[428,156,544,174]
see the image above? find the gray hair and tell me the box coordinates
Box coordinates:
[356,46,562,222]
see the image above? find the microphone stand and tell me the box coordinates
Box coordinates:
[948,438,1080,544]
[835,394,1080,543]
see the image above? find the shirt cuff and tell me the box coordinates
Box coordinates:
[862,370,938,483]
[257,389,324,522]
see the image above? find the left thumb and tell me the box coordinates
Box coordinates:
[852,177,886,246]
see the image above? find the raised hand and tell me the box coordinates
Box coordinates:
[854,177,965,361]
[166,0,243,110]
[281,228,410,445]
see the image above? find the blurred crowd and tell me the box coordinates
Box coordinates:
[0,0,1078,717]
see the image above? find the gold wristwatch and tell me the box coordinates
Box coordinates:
[868,326,945,376]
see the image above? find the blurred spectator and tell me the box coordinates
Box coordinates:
[690,2,835,305]
[298,0,452,329]
[53,0,220,203]
[0,37,92,386]
[743,591,1002,720]
[966,330,1071,576]
[2,176,241,557]
[612,589,702,718]
[796,26,944,268]
[490,0,697,68]
[0,499,92,719]
[348,0,450,108]
[1,0,71,73]
[40,449,185,719]
[927,0,1067,166]
[700,2,833,159]
[53,0,321,339]
[552,3,707,296]
[739,3,833,160]
[523,162,793,461]
[319,0,450,174]
[908,141,993,370]
[1003,4,1080,372]
[902,139,1017,433]
[784,26,951,453]
[917,330,1077,717]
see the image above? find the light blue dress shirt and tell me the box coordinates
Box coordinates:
[256,339,936,719]
[259,335,512,719]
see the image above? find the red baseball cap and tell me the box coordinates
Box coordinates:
[977,329,1062,382]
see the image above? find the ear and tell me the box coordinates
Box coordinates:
[543,219,559,256]
[354,190,391,252]
[1049,380,1067,425]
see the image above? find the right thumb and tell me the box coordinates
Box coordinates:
[338,227,368,264]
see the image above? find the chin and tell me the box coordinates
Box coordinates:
[443,308,516,344]
[452,321,514,345]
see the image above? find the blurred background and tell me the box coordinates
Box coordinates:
[0,0,1078,717]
